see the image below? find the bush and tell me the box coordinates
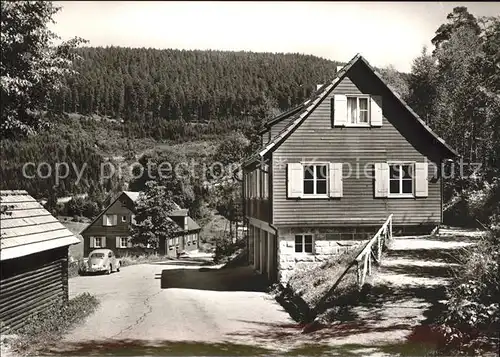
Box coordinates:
[11,293,99,354]
[213,233,245,264]
[437,229,500,354]
[118,253,165,267]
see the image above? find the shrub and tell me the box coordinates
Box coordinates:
[437,229,500,354]
[213,233,245,264]
[11,293,99,354]
[118,253,165,267]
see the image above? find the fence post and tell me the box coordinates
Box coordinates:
[367,252,371,276]
[378,234,382,262]
[389,215,393,240]
[356,261,361,288]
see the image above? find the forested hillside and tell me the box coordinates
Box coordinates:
[48,47,341,138]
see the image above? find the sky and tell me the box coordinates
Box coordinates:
[50,1,499,73]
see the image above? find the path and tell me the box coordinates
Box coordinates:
[225,229,482,356]
[44,260,294,356]
[31,230,485,356]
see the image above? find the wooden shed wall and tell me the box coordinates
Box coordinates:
[0,247,68,332]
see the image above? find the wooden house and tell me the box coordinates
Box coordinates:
[0,190,80,332]
[241,54,458,283]
[80,191,201,258]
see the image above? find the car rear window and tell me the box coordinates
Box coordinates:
[90,253,105,258]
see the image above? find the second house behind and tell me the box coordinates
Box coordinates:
[81,191,201,257]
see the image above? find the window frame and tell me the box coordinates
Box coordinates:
[94,237,103,248]
[121,215,127,223]
[294,234,314,254]
[103,214,117,227]
[346,95,371,127]
[387,161,415,198]
[118,236,128,248]
[301,162,329,198]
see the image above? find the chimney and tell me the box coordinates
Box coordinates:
[316,84,323,91]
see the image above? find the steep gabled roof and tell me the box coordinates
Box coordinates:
[243,54,457,168]
[258,104,305,135]
[1,190,80,261]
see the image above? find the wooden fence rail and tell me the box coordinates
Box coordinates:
[355,214,393,288]
[308,214,394,321]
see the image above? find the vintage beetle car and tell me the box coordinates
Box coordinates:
[80,249,120,275]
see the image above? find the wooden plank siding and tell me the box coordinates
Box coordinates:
[245,198,270,222]
[272,62,444,227]
[0,247,68,332]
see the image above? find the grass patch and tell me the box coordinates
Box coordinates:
[118,253,170,267]
[270,246,365,324]
[8,293,99,356]
[288,247,361,310]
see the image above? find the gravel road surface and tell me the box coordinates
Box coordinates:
[47,260,293,355]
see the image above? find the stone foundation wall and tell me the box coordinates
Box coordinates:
[277,227,372,284]
[276,224,437,283]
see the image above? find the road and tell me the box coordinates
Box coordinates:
[46,260,294,355]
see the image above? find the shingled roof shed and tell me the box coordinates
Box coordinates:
[0,190,80,332]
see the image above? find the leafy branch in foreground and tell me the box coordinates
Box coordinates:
[0,1,86,138]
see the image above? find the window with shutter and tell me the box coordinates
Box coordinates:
[387,163,415,197]
[370,95,383,126]
[303,164,328,196]
[374,163,389,198]
[415,162,429,197]
[329,163,343,198]
[287,163,303,198]
[332,95,347,127]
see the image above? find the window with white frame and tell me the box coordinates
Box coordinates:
[94,237,103,248]
[347,96,370,125]
[103,214,117,226]
[295,234,314,253]
[389,163,414,196]
[303,164,328,195]
[118,236,128,248]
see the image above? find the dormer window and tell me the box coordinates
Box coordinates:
[347,96,369,125]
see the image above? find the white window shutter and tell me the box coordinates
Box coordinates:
[113,215,118,225]
[287,163,303,198]
[333,95,347,127]
[374,163,389,197]
[102,215,107,226]
[415,162,429,197]
[370,95,383,126]
[102,237,106,247]
[116,236,120,247]
[127,237,133,248]
[329,163,343,198]
[89,236,94,248]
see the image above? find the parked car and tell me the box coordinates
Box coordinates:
[79,249,120,275]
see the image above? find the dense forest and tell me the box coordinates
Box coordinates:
[48,47,342,138]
